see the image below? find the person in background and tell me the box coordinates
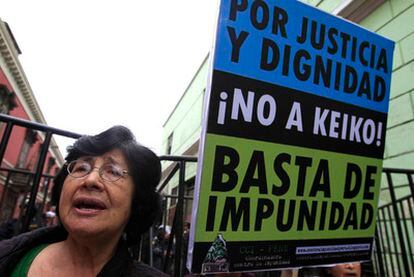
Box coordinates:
[326,262,361,277]
[152,226,170,271]
[44,206,57,226]
[299,262,362,277]
[182,221,191,275]
[183,221,190,234]
[0,126,167,276]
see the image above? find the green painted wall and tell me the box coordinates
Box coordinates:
[360,0,414,170]
[160,56,209,192]
[303,0,414,171]
[161,57,208,157]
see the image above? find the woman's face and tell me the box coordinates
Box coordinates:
[59,149,134,240]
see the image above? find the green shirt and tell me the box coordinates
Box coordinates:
[11,244,48,277]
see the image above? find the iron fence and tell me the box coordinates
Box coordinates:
[373,168,414,277]
[0,113,81,232]
[0,114,413,276]
[154,155,197,277]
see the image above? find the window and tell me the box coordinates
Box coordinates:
[0,85,17,114]
[16,129,38,168]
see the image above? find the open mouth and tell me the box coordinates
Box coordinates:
[73,198,107,211]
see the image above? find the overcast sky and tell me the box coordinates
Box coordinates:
[2,1,218,155]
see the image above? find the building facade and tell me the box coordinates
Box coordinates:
[0,18,63,223]
[160,0,414,222]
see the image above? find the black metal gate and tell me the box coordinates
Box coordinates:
[373,168,414,277]
[152,155,197,277]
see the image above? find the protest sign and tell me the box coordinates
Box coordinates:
[188,0,394,274]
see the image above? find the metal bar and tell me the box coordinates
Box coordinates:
[173,160,186,277]
[41,177,51,211]
[408,173,414,201]
[0,167,34,176]
[22,131,53,232]
[375,225,385,276]
[409,197,414,253]
[163,198,167,229]
[410,200,414,277]
[0,171,12,218]
[400,200,414,271]
[386,172,411,275]
[164,209,176,273]
[372,249,378,276]
[387,206,402,276]
[379,194,413,210]
[381,209,392,276]
[159,155,197,163]
[0,122,13,163]
[156,196,169,272]
[381,183,413,192]
[383,167,414,175]
[160,198,168,270]
[162,194,193,200]
[157,163,179,193]
[0,167,55,179]
[0,113,81,139]
[137,235,143,261]
[378,214,390,277]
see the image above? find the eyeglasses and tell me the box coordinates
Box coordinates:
[67,159,129,182]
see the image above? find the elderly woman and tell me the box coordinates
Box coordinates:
[0,126,167,276]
